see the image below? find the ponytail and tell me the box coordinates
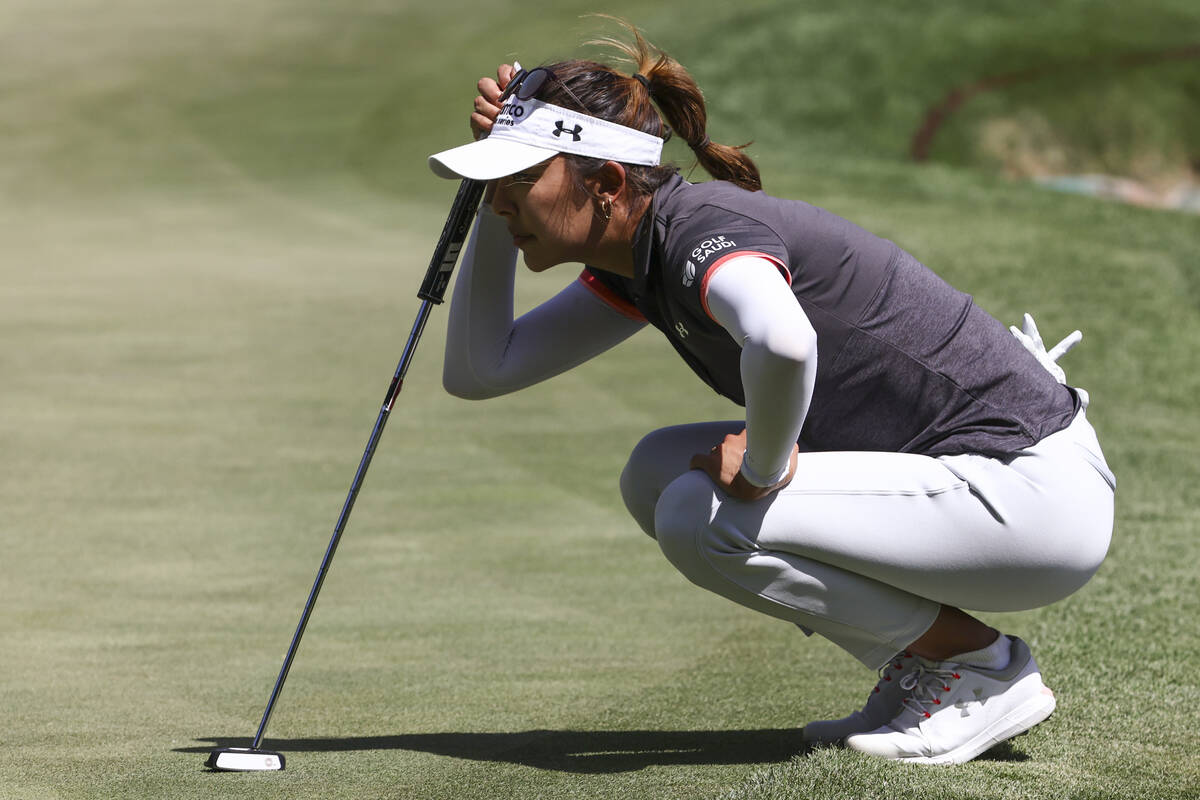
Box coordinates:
[588,20,762,192]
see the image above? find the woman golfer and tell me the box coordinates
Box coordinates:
[428,27,1115,765]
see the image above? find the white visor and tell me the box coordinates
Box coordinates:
[429,97,664,181]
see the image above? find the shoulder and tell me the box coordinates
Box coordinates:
[658,178,789,220]
[655,181,791,285]
[660,180,789,244]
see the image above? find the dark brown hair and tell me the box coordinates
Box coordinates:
[531,19,762,196]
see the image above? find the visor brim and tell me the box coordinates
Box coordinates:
[428,138,558,181]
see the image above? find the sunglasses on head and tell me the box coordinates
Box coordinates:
[499,67,591,114]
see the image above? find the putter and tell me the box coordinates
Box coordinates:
[206,175,487,772]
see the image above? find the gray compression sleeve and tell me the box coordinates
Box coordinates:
[442,204,646,399]
[704,256,817,486]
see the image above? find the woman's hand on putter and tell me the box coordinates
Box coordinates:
[471,63,518,140]
[690,429,798,502]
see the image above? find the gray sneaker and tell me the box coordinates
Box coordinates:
[845,636,1056,764]
[802,651,918,744]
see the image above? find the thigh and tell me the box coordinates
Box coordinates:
[712,447,1107,611]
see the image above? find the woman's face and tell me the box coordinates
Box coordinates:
[489,156,600,272]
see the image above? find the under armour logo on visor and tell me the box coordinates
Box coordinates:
[553,121,583,141]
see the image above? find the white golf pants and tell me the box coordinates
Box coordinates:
[620,409,1115,669]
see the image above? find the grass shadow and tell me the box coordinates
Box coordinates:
[973,739,1031,763]
[178,728,810,774]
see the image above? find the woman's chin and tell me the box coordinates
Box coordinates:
[521,253,563,273]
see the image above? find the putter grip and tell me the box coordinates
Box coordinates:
[417,178,486,303]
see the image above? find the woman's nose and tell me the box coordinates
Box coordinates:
[489,179,514,215]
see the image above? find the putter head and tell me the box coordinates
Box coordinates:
[205,747,286,771]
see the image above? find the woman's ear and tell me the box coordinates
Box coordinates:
[589,160,628,205]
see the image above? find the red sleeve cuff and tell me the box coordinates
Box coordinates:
[699,251,791,321]
[578,269,647,322]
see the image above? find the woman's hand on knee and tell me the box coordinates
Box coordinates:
[689,429,798,502]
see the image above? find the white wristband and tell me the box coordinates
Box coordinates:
[739,452,790,488]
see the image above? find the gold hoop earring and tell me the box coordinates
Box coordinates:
[600,198,613,221]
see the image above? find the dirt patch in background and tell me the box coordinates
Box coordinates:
[912,45,1200,213]
[977,112,1200,212]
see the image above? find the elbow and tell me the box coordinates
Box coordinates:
[758,321,817,365]
[442,365,502,401]
[739,322,817,392]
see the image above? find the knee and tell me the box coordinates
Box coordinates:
[619,428,682,539]
[620,446,656,540]
[653,471,719,572]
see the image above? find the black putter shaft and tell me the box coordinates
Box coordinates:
[247,177,486,752]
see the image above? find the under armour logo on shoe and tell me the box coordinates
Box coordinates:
[675,321,689,338]
[955,687,987,716]
[553,121,583,141]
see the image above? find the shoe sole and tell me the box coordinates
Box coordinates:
[901,687,1057,766]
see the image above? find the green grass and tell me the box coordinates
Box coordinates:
[2,2,1198,799]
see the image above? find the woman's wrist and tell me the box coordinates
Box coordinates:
[739,452,790,488]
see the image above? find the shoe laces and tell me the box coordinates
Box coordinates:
[870,651,915,696]
[898,662,962,720]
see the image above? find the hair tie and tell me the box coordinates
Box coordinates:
[632,73,651,91]
[692,135,711,150]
